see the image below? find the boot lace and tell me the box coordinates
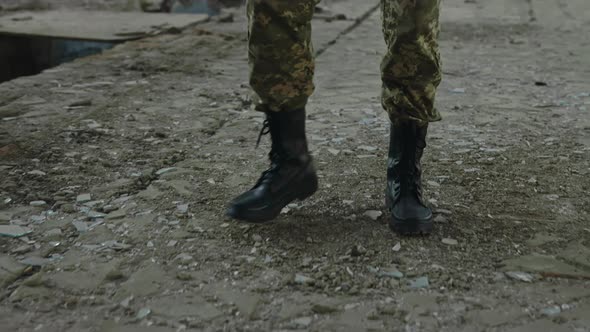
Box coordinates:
[254,119,285,187]
[390,160,424,203]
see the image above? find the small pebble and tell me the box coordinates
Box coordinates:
[434,215,448,223]
[408,276,429,289]
[76,194,92,203]
[294,274,315,285]
[442,238,458,246]
[540,305,561,317]
[155,167,176,176]
[363,210,383,221]
[136,307,151,319]
[505,271,534,283]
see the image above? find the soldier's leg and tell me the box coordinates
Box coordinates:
[247,0,317,113]
[381,0,442,123]
[382,0,442,235]
[227,0,319,223]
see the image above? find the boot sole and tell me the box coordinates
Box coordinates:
[386,195,433,235]
[226,173,318,223]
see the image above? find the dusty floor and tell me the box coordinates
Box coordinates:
[1,0,590,331]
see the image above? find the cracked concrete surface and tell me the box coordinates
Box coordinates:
[1,0,590,331]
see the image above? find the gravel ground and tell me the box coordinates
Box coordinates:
[1,0,589,331]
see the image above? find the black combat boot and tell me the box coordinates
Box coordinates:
[386,121,433,235]
[226,109,318,223]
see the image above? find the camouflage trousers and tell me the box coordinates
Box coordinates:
[247,0,442,123]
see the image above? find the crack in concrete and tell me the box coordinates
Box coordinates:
[315,3,381,58]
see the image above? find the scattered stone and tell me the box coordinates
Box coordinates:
[252,234,263,242]
[540,305,561,317]
[351,244,367,257]
[12,245,32,254]
[19,256,50,267]
[105,209,126,220]
[44,228,62,239]
[48,241,61,248]
[408,276,429,289]
[29,200,47,207]
[72,221,90,233]
[378,268,404,279]
[544,194,559,201]
[0,256,27,287]
[358,145,377,152]
[84,200,103,208]
[119,296,133,308]
[505,271,534,283]
[30,215,45,223]
[427,180,440,187]
[327,148,340,156]
[69,99,92,107]
[311,303,340,314]
[147,241,154,248]
[363,210,383,221]
[22,273,47,288]
[27,170,46,176]
[289,317,312,329]
[102,205,118,213]
[167,240,178,247]
[294,274,314,285]
[0,225,32,238]
[434,215,448,223]
[76,194,92,204]
[392,242,401,252]
[176,272,193,281]
[463,168,480,173]
[61,204,76,213]
[0,211,13,223]
[102,240,132,251]
[87,211,106,219]
[176,204,189,214]
[442,238,459,246]
[175,253,193,264]
[136,307,151,320]
[105,269,126,281]
[155,167,176,176]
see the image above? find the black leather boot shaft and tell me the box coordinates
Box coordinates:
[386,121,433,235]
[227,109,318,223]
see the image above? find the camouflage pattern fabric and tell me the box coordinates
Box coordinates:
[247,0,442,123]
[247,0,318,113]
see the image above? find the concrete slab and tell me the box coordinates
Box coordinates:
[0,11,208,41]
